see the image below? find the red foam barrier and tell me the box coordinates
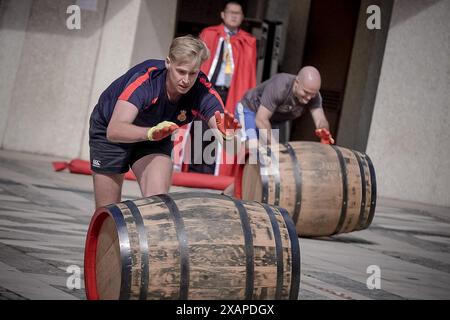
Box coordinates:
[52,159,235,190]
[172,171,234,190]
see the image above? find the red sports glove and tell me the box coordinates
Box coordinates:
[315,128,335,145]
[214,110,241,140]
[147,121,179,141]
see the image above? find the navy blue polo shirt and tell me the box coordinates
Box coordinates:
[91,59,224,129]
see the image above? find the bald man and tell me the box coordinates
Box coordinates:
[234,66,334,148]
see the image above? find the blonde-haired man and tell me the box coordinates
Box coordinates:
[89,35,240,208]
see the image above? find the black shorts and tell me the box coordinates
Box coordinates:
[89,114,173,174]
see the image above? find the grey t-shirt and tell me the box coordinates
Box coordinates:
[241,73,322,122]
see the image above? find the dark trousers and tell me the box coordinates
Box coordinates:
[188,86,229,174]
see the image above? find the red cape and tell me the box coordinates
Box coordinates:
[200,24,257,113]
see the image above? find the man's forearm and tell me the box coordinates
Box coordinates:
[106,122,149,143]
[316,119,330,130]
[310,107,330,130]
[256,118,274,146]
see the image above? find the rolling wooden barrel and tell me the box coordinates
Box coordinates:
[240,141,377,237]
[84,192,300,300]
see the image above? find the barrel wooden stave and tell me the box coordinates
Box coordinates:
[95,217,120,300]
[338,147,363,233]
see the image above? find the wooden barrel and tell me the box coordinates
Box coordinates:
[84,192,300,300]
[240,141,377,237]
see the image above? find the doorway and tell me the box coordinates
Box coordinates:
[290,0,361,142]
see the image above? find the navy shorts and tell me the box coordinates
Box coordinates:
[89,114,173,174]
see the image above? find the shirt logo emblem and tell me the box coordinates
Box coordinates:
[177,110,187,122]
[92,159,101,168]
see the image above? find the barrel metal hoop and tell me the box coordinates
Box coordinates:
[226,196,255,300]
[351,151,367,230]
[261,203,284,300]
[107,204,132,300]
[259,149,270,204]
[123,200,149,300]
[278,207,301,300]
[331,145,348,235]
[365,154,377,228]
[157,194,190,300]
[273,156,281,206]
[284,143,302,225]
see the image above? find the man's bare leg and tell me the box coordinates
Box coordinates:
[93,173,124,209]
[132,154,173,197]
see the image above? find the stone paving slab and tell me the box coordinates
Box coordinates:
[0,261,78,300]
[0,149,449,300]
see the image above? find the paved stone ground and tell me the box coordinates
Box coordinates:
[0,149,449,300]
